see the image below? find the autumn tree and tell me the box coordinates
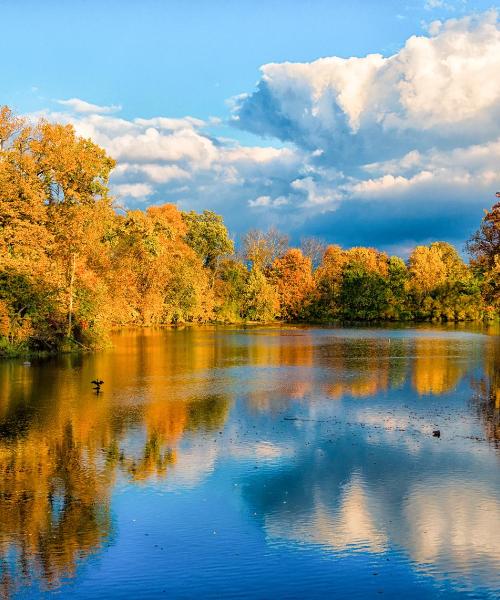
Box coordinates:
[242,267,279,322]
[409,242,483,321]
[408,244,447,295]
[386,256,410,320]
[243,227,288,271]
[31,121,116,339]
[213,258,248,322]
[345,247,389,277]
[467,200,500,269]
[272,248,315,320]
[314,244,347,319]
[468,198,500,311]
[111,204,212,325]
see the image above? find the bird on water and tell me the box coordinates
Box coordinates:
[91,379,104,393]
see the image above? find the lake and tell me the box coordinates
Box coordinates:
[0,325,499,599]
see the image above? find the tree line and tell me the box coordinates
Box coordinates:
[1,106,499,355]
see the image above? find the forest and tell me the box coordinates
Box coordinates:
[1,105,499,356]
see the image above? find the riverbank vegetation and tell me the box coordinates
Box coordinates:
[1,106,499,356]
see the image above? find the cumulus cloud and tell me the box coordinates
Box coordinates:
[35,12,500,254]
[230,11,500,250]
[35,102,306,237]
[248,194,289,208]
[57,98,122,114]
[233,11,500,166]
[111,182,154,199]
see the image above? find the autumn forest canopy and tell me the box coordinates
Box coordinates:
[0,106,499,356]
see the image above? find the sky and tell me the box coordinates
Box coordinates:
[1,0,500,254]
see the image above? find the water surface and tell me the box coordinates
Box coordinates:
[0,325,499,598]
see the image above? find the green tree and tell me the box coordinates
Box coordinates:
[182,210,234,271]
[213,259,248,322]
[386,256,410,320]
[340,262,390,321]
[242,267,279,321]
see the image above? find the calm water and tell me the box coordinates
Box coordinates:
[0,325,499,599]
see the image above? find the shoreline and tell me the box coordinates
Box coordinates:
[3,319,498,360]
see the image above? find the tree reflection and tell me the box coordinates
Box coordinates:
[471,337,500,446]
[0,327,497,596]
[0,329,230,595]
[412,338,467,395]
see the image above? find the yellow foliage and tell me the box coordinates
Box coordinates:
[409,245,447,293]
[273,248,316,320]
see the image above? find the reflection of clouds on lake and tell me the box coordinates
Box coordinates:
[403,479,500,585]
[243,416,500,593]
[230,440,293,462]
[266,474,387,553]
[0,327,498,596]
[168,442,219,488]
[262,468,500,589]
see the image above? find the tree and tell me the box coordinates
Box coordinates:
[111,204,212,325]
[243,227,288,271]
[0,108,116,349]
[0,109,52,274]
[213,258,248,322]
[467,200,500,269]
[386,256,410,320]
[314,244,347,319]
[339,262,390,321]
[408,242,483,321]
[22,120,116,341]
[273,249,315,320]
[344,247,389,277]
[430,242,467,282]
[182,210,234,271]
[408,245,447,294]
[467,198,500,311]
[242,267,279,322]
[300,236,327,270]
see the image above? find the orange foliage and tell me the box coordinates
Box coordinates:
[273,248,316,319]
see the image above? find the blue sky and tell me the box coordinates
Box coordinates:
[2,0,500,253]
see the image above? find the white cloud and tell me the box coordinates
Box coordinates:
[234,11,500,166]
[292,176,343,207]
[57,98,122,114]
[249,195,271,207]
[133,116,206,130]
[248,194,289,208]
[113,163,190,184]
[425,0,447,9]
[424,0,466,11]
[36,13,500,251]
[112,182,153,199]
[38,100,305,218]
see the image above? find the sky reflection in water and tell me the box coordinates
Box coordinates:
[0,326,498,599]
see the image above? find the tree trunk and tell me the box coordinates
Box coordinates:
[67,252,76,338]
